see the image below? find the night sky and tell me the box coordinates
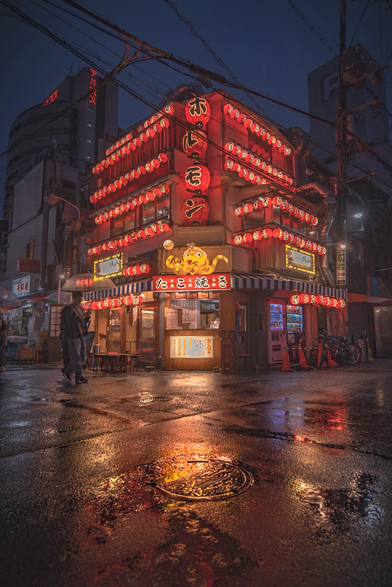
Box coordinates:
[1,0,391,217]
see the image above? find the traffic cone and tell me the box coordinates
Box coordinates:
[364,330,373,362]
[281,347,292,371]
[326,349,339,367]
[298,346,309,369]
[317,342,325,368]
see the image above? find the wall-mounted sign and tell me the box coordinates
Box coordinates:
[17,258,41,274]
[170,335,214,359]
[336,243,346,286]
[42,89,58,106]
[12,275,31,297]
[285,245,315,275]
[94,253,123,280]
[165,243,228,275]
[88,68,97,105]
[153,274,230,292]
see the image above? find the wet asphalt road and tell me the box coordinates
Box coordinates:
[1,361,392,587]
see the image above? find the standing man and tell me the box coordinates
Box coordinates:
[60,291,89,384]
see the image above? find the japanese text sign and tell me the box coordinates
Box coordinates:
[12,275,31,297]
[153,274,230,292]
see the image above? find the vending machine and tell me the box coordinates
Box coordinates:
[267,301,286,364]
[286,304,303,360]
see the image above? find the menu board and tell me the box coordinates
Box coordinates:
[170,336,214,358]
[165,308,179,329]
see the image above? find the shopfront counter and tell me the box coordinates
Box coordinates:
[164,329,221,371]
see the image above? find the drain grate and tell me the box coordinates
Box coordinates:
[154,458,253,501]
[122,394,168,404]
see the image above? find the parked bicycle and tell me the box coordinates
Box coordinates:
[309,334,361,367]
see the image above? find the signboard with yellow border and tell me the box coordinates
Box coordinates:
[285,245,315,275]
[94,253,123,280]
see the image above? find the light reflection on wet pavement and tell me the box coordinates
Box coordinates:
[1,363,392,586]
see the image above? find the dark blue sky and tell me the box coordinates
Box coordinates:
[1,0,391,217]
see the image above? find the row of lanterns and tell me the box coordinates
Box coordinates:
[223,103,292,156]
[123,263,150,277]
[90,153,168,204]
[224,142,294,188]
[94,184,170,225]
[90,294,143,311]
[290,293,346,309]
[93,104,175,174]
[234,227,327,255]
[224,159,269,186]
[235,196,319,226]
[92,120,170,175]
[87,221,170,256]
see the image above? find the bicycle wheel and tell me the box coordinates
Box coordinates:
[309,347,318,366]
[336,349,348,366]
[344,344,361,365]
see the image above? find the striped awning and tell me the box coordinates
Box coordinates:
[85,279,153,301]
[231,273,346,299]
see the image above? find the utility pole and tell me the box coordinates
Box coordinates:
[336,0,348,288]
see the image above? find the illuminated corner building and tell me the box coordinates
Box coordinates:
[3,67,118,228]
[83,85,346,373]
[308,43,392,200]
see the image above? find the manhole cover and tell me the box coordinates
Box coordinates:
[154,458,253,501]
[122,395,167,404]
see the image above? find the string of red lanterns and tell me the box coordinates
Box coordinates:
[223,103,292,156]
[224,158,269,187]
[234,227,327,255]
[92,105,174,174]
[290,293,346,309]
[90,153,169,204]
[123,263,150,277]
[87,221,170,256]
[93,183,170,225]
[224,141,294,190]
[90,294,143,311]
[234,195,319,226]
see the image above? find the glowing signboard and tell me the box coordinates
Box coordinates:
[153,274,230,291]
[285,245,315,275]
[165,242,228,275]
[88,68,97,105]
[12,275,31,297]
[94,253,123,280]
[42,89,58,106]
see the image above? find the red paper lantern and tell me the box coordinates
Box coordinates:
[299,293,309,304]
[262,228,273,239]
[322,296,331,307]
[243,233,253,244]
[272,228,283,239]
[183,197,209,225]
[315,295,324,305]
[337,298,346,309]
[290,295,300,305]
[253,230,263,241]
[185,97,211,126]
[243,203,253,214]
[185,164,210,192]
[182,129,208,158]
[234,235,243,245]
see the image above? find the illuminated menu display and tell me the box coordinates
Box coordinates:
[170,336,214,358]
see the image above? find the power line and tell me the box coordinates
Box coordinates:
[286,0,337,55]
[349,0,370,46]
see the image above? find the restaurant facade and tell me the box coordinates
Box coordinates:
[85,88,347,372]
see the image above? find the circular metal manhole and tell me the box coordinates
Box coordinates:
[154,458,253,501]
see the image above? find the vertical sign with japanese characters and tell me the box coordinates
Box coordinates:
[336,243,346,287]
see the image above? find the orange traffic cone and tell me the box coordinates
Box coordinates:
[326,350,339,367]
[298,347,309,369]
[317,342,326,368]
[281,347,292,371]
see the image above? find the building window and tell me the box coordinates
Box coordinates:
[26,241,34,259]
[112,210,136,236]
[142,193,170,226]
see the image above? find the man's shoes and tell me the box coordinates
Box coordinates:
[75,376,88,384]
[61,368,71,381]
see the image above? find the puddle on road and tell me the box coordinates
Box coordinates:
[290,472,380,535]
[91,508,257,587]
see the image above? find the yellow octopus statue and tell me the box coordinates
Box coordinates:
[166,243,228,275]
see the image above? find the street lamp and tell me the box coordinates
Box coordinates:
[43,193,82,273]
[57,273,65,304]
